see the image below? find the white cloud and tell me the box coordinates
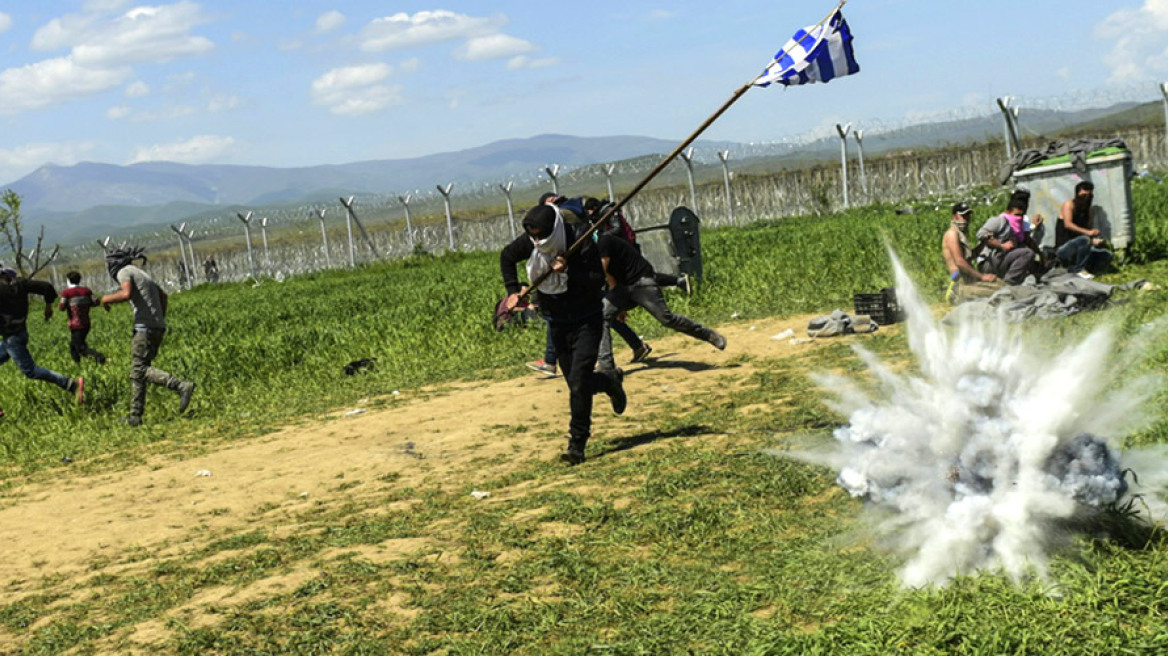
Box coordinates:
[130,135,237,164]
[506,55,559,71]
[0,57,131,114]
[72,3,214,67]
[106,104,131,119]
[207,93,240,112]
[125,80,150,97]
[316,10,346,33]
[1098,0,1168,83]
[311,63,403,116]
[648,10,676,20]
[0,141,97,183]
[0,12,12,34]
[454,34,535,61]
[399,57,421,74]
[359,10,506,51]
[4,2,214,115]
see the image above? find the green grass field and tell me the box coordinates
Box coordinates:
[4,178,1168,654]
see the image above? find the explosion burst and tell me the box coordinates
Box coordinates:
[804,256,1168,587]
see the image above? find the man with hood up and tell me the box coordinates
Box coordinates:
[101,246,194,426]
[500,203,627,465]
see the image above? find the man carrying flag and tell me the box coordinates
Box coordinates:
[493,1,859,461]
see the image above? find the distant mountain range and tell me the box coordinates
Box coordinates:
[5,100,1159,244]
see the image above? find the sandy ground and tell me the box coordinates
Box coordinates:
[0,313,887,592]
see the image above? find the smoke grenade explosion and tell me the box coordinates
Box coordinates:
[805,255,1168,587]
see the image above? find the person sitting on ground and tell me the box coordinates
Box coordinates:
[0,266,83,404]
[1054,181,1113,280]
[975,189,1044,285]
[595,232,726,373]
[58,271,108,365]
[943,202,1001,304]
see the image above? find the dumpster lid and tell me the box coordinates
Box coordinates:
[1020,146,1130,171]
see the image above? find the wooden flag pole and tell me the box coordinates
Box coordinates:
[516,1,847,300]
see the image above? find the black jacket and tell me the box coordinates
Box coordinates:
[500,223,605,322]
[0,277,57,336]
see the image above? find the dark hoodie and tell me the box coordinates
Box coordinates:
[0,276,57,337]
[500,206,605,322]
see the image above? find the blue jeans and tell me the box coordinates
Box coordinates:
[0,330,71,390]
[1056,236,1113,274]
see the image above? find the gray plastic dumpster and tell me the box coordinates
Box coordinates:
[1011,148,1135,255]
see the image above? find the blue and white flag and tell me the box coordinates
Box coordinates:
[754,8,859,87]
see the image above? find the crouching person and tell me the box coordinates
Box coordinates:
[101,247,194,426]
[975,189,1043,285]
[943,202,1002,304]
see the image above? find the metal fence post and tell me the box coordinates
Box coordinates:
[398,194,415,250]
[498,182,516,238]
[545,164,560,195]
[236,211,256,275]
[717,150,734,224]
[170,222,191,289]
[836,123,851,209]
[854,129,867,197]
[314,208,330,269]
[437,183,455,251]
[679,147,698,211]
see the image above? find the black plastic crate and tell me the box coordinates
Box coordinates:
[853,287,905,325]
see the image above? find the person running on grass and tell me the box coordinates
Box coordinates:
[595,233,725,373]
[501,203,627,465]
[58,271,108,365]
[0,266,84,404]
[101,246,194,427]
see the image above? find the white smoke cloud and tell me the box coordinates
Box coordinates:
[789,254,1168,587]
[129,135,237,164]
[1098,0,1168,83]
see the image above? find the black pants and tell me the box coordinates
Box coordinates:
[549,313,619,446]
[69,328,105,364]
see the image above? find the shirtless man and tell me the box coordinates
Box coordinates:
[943,202,1000,304]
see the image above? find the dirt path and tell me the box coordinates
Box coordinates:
[0,313,881,590]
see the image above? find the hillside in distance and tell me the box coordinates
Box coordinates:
[8,134,741,217]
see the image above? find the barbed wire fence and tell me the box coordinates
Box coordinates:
[52,105,1168,291]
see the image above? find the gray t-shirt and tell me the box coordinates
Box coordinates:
[116,265,166,330]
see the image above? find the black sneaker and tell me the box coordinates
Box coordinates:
[607,369,627,415]
[560,448,586,465]
[177,382,195,414]
[707,330,727,350]
[630,343,653,364]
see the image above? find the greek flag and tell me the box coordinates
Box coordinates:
[754,8,859,87]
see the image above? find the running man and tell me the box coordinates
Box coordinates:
[101,247,195,426]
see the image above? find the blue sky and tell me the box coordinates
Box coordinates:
[0,0,1165,185]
